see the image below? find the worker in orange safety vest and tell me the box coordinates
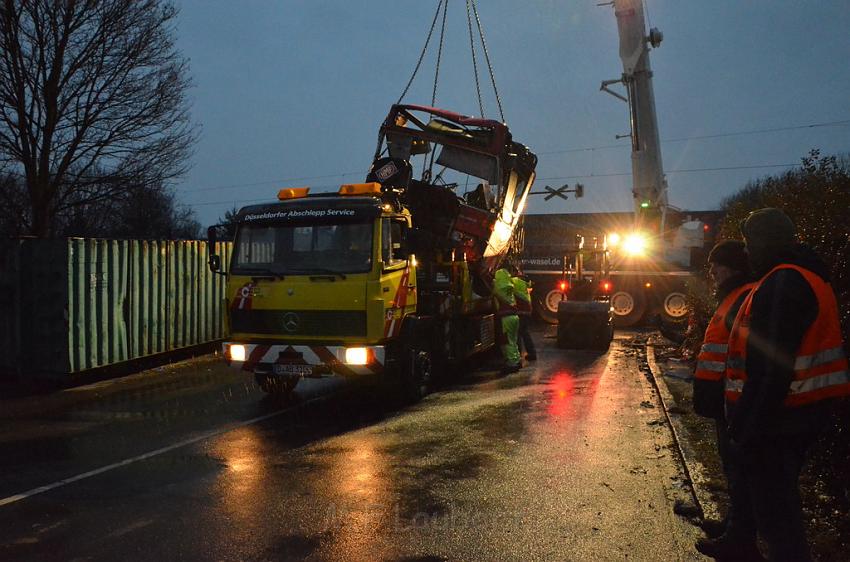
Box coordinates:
[692,240,756,556]
[701,208,849,562]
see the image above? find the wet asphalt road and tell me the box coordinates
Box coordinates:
[0,328,705,561]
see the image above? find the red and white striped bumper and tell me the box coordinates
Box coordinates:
[223,343,386,376]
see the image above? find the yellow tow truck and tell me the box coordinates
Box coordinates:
[208,105,537,399]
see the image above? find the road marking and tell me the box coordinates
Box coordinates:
[0,404,302,508]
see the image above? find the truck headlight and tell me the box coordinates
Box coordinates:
[345,347,369,365]
[228,344,246,362]
[623,233,648,256]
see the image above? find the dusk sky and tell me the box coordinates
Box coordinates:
[173,1,850,226]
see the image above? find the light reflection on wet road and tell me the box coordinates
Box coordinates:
[0,329,705,561]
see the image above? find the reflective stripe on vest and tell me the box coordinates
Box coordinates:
[701,342,728,354]
[696,360,726,374]
[694,283,754,382]
[726,368,849,396]
[794,346,845,370]
[725,264,850,406]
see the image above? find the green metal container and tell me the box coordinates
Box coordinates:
[0,239,231,377]
[0,240,24,375]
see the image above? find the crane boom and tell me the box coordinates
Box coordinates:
[603,0,668,230]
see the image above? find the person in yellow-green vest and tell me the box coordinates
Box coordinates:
[511,266,537,361]
[493,268,521,373]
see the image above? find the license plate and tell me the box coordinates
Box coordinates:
[273,363,313,377]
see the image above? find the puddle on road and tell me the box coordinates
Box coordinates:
[256,532,327,560]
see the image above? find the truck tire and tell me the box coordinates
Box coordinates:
[662,291,689,321]
[403,348,433,402]
[610,289,646,327]
[535,288,563,324]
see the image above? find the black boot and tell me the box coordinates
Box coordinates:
[700,516,728,539]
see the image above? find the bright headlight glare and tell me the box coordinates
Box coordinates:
[608,232,621,247]
[623,233,648,256]
[229,344,246,362]
[345,347,369,365]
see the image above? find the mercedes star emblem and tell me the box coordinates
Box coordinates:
[282,312,299,333]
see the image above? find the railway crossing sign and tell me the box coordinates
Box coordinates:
[529,183,584,200]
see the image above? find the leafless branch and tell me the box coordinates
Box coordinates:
[0,0,197,236]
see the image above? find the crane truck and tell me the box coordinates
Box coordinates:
[522,210,718,327]
[207,105,537,399]
[523,0,714,328]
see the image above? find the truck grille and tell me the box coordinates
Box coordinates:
[230,310,367,337]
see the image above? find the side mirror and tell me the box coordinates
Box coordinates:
[207,225,225,274]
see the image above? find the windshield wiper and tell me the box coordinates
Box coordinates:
[286,267,347,280]
[232,266,285,279]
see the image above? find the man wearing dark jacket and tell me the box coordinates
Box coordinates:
[693,241,757,557]
[706,208,849,562]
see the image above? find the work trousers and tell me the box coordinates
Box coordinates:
[731,433,814,562]
[518,315,536,358]
[715,420,755,543]
[500,314,521,367]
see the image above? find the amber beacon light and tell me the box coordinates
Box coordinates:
[277,187,310,200]
[338,182,382,196]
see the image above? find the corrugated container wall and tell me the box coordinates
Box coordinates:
[0,239,232,377]
[0,240,24,374]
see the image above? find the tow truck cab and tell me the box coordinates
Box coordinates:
[214,186,420,390]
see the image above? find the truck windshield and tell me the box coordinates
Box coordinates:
[231,221,373,275]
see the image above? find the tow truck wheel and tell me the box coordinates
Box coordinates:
[403,349,432,402]
[610,289,646,327]
[662,292,689,320]
[535,289,563,324]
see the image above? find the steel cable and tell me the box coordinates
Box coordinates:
[431,0,449,108]
[466,0,485,118]
[471,0,504,122]
[396,0,444,104]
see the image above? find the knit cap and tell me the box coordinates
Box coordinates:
[740,208,797,274]
[740,208,796,249]
[708,239,749,273]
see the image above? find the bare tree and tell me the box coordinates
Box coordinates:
[0,0,196,237]
[0,172,29,236]
[217,205,240,237]
[60,178,201,239]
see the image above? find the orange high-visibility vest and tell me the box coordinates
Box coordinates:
[695,283,755,382]
[725,264,850,406]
